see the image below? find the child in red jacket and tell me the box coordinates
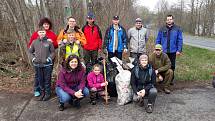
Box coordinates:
[87,64,109,105]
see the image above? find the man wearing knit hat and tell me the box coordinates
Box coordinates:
[128,18,149,65]
[131,54,157,113]
[149,44,173,94]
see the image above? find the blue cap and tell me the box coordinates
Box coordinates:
[87,12,95,19]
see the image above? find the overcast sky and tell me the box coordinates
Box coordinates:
[136,0,183,11]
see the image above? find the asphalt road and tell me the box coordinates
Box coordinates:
[183,35,215,51]
[1,86,215,121]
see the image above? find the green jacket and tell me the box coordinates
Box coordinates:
[149,52,171,73]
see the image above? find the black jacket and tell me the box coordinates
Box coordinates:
[130,64,156,94]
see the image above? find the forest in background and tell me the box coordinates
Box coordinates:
[0,0,214,65]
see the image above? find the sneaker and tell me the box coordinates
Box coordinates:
[34,91,40,97]
[163,88,171,94]
[42,94,51,101]
[146,104,153,113]
[38,91,45,101]
[73,99,81,108]
[138,98,144,107]
[58,103,64,111]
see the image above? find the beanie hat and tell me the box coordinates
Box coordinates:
[139,54,148,61]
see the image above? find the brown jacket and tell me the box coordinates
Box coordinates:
[149,52,171,73]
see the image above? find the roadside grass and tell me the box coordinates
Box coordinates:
[175,45,215,82]
[147,35,215,82]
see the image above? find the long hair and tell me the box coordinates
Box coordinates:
[38,17,53,30]
[63,54,82,72]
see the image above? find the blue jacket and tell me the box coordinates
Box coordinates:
[156,25,183,53]
[104,25,127,52]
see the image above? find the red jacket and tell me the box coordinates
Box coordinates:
[82,24,102,50]
[28,30,58,49]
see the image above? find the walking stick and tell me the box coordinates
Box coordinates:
[103,59,108,104]
[56,45,61,79]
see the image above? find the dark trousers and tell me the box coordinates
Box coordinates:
[83,50,98,65]
[108,52,122,60]
[133,87,157,104]
[167,53,176,82]
[34,65,53,95]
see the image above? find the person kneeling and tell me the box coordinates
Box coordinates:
[87,64,109,105]
[55,55,89,111]
[131,54,157,113]
[149,44,173,94]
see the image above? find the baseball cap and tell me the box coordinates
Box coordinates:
[155,44,162,50]
[113,15,119,20]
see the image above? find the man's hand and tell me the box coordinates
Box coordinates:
[155,70,159,75]
[176,51,182,56]
[123,49,128,53]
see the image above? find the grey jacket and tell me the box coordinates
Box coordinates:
[128,27,149,53]
[29,37,55,67]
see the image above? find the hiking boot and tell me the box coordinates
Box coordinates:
[138,98,144,107]
[73,99,81,108]
[146,104,153,113]
[38,91,45,101]
[69,100,73,105]
[42,94,51,101]
[91,100,96,105]
[163,88,171,94]
[58,103,64,111]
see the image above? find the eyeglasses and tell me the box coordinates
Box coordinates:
[155,49,161,51]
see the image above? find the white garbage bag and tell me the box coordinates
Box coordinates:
[115,70,133,105]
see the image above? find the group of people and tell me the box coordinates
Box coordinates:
[28,13,183,113]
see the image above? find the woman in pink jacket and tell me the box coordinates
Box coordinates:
[87,64,108,105]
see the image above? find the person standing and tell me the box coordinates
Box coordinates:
[28,17,58,49]
[29,27,55,101]
[156,14,183,85]
[128,18,149,65]
[82,12,102,65]
[57,17,86,46]
[104,16,128,60]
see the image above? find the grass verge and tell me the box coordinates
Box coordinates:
[175,45,215,82]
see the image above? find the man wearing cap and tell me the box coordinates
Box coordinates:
[156,14,183,85]
[104,15,128,60]
[82,12,103,65]
[128,18,149,65]
[149,44,173,94]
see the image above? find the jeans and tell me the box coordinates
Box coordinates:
[34,65,53,95]
[56,86,89,103]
